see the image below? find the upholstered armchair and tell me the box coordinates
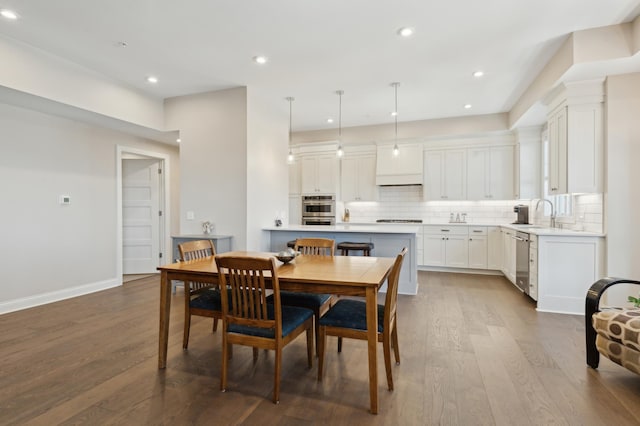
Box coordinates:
[586,277,640,375]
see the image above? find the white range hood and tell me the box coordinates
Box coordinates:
[375,144,423,186]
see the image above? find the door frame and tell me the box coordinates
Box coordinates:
[116,145,171,283]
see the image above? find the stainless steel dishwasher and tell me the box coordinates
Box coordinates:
[515,231,530,296]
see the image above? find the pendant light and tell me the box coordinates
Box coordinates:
[336,90,344,157]
[286,97,295,164]
[391,82,400,157]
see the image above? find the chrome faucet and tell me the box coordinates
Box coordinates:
[536,198,556,228]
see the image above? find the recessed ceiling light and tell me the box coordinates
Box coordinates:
[472,70,484,78]
[326,118,334,124]
[176,138,181,143]
[397,27,414,37]
[146,76,158,84]
[464,104,472,109]
[0,9,19,20]
[253,55,268,65]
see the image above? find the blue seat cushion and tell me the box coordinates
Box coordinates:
[228,304,313,338]
[318,299,385,333]
[269,291,332,310]
[189,288,222,311]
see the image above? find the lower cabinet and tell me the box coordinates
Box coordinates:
[487,226,503,270]
[529,234,538,301]
[423,225,468,268]
[501,228,516,284]
[468,227,488,269]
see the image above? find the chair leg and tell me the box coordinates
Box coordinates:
[213,318,219,332]
[382,331,394,391]
[221,335,228,392]
[183,312,191,350]
[274,346,282,404]
[392,325,400,365]
[306,327,313,368]
[317,326,327,381]
[314,308,321,357]
[253,347,259,363]
[337,337,342,353]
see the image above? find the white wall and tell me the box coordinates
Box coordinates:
[246,90,289,250]
[605,73,640,281]
[0,102,179,313]
[164,88,248,249]
[0,34,165,130]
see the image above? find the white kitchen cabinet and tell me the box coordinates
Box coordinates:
[467,146,514,200]
[423,150,466,200]
[468,226,488,269]
[501,228,516,284]
[341,154,378,201]
[301,155,338,194]
[375,144,423,185]
[536,234,604,314]
[288,195,301,225]
[528,234,538,301]
[546,81,604,195]
[288,158,301,195]
[487,226,503,270]
[423,225,468,268]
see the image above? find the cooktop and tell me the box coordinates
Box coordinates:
[376,219,423,223]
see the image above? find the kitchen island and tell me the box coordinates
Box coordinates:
[262,224,418,295]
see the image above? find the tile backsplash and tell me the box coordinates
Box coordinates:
[339,186,603,232]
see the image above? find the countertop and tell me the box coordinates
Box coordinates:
[332,221,605,237]
[263,224,420,234]
[171,234,233,239]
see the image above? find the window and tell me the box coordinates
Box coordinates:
[541,131,572,217]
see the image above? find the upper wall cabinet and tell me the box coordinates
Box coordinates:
[288,157,301,195]
[301,154,338,194]
[467,146,515,200]
[546,80,604,195]
[341,153,378,201]
[423,149,466,200]
[376,144,423,185]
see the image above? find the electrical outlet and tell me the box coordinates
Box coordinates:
[186,211,195,220]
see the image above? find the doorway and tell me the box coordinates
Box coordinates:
[116,146,171,282]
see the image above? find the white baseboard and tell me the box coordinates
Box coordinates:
[0,278,121,315]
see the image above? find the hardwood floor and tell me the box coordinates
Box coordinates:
[1,271,639,425]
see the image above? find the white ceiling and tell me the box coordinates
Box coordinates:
[1,0,640,132]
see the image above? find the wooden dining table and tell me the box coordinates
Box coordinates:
[156,251,395,414]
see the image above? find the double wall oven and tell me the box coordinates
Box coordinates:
[301,195,336,225]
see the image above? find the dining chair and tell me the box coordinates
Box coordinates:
[215,255,313,404]
[317,247,407,391]
[272,237,335,356]
[178,239,220,350]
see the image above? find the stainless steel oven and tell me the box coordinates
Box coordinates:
[302,195,335,225]
[302,217,336,226]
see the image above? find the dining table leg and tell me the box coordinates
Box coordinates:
[158,270,171,369]
[366,286,378,414]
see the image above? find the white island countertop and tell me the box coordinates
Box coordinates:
[263,224,420,234]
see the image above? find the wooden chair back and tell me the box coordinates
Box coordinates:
[178,239,216,261]
[383,247,407,326]
[178,240,217,293]
[216,256,281,339]
[294,238,335,256]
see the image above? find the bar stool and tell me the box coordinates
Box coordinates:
[286,240,297,249]
[337,242,374,256]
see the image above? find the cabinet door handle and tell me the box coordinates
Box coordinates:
[472,230,482,233]
[441,229,450,232]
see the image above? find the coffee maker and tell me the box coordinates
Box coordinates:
[513,205,529,224]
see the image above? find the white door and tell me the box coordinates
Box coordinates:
[122,159,161,274]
